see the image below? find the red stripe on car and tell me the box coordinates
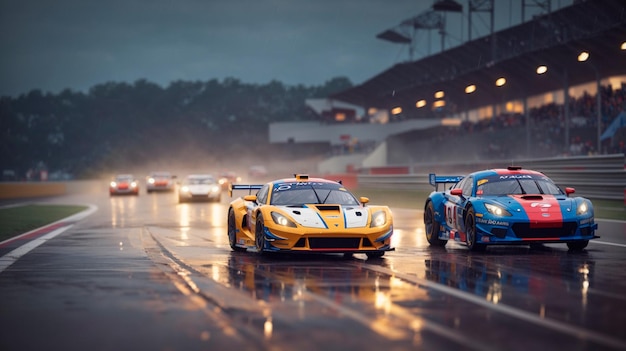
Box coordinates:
[510,195,563,228]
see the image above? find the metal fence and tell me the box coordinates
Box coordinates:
[358,154,626,201]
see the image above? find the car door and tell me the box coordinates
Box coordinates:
[247,184,268,233]
[444,176,473,232]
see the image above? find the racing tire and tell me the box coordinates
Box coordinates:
[465,207,486,252]
[567,241,589,251]
[228,208,246,252]
[424,201,447,247]
[254,214,267,255]
[366,251,385,259]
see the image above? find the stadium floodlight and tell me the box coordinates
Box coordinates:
[495,77,506,87]
[621,42,626,50]
[465,84,476,94]
[536,65,548,75]
[434,91,445,99]
[391,107,403,115]
[433,100,446,108]
[577,51,590,62]
[433,0,463,12]
[416,99,427,108]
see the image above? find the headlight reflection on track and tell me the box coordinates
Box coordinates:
[178,205,190,242]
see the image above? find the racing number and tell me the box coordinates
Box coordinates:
[445,202,458,229]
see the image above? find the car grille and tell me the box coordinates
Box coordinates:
[490,228,507,238]
[512,222,578,238]
[308,238,361,249]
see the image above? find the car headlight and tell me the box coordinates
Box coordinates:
[210,185,220,193]
[181,186,189,193]
[131,181,138,188]
[110,181,117,187]
[370,210,387,227]
[271,212,297,227]
[577,201,589,215]
[148,178,155,184]
[484,203,512,216]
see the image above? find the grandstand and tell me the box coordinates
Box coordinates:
[272,0,626,173]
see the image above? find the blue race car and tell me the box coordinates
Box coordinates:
[423,166,598,251]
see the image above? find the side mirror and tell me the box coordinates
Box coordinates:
[450,188,463,196]
[565,187,575,196]
[244,195,258,202]
[359,196,370,205]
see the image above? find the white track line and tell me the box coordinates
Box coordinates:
[591,240,626,248]
[0,225,73,273]
[0,204,98,273]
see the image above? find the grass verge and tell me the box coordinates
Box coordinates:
[0,204,88,242]
[355,187,626,221]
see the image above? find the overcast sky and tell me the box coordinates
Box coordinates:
[0,0,571,97]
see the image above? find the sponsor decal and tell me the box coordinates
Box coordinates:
[274,182,328,192]
[477,218,510,226]
[531,202,552,208]
[477,179,489,186]
[499,174,532,179]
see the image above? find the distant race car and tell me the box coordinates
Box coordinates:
[227,174,394,258]
[218,171,242,190]
[109,174,139,196]
[146,171,176,193]
[178,174,221,203]
[423,166,598,251]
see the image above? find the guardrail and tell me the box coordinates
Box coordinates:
[358,154,626,201]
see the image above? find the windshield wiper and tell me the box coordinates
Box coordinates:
[514,179,527,194]
[309,185,322,204]
[321,190,332,204]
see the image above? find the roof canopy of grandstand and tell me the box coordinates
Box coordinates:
[332,0,626,116]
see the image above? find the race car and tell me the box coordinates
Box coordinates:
[178,174,221,203]
[218,171,242,190]
[146,171,176,193]
[423,166,598,251]
[109,174,139,196]
[227,174,394,258]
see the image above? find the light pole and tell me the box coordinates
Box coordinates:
[577,51,602,154]
[535,64,570,154]
[464,84,476,122]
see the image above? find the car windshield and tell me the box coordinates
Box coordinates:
[270,182,360,206]
[477,176,562,196]
[186,177,214,185]
[151,173,171,178]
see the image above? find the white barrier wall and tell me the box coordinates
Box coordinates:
[269,119,442,146]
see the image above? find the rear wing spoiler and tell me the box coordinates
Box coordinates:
[229,184,263,197]
[428,173,464,191]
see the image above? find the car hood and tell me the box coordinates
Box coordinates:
[490,194,576,222]
[276,204,369,229]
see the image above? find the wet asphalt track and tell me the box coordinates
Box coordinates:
[0,187,625,351]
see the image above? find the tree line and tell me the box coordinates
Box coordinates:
[0,77,352,179]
